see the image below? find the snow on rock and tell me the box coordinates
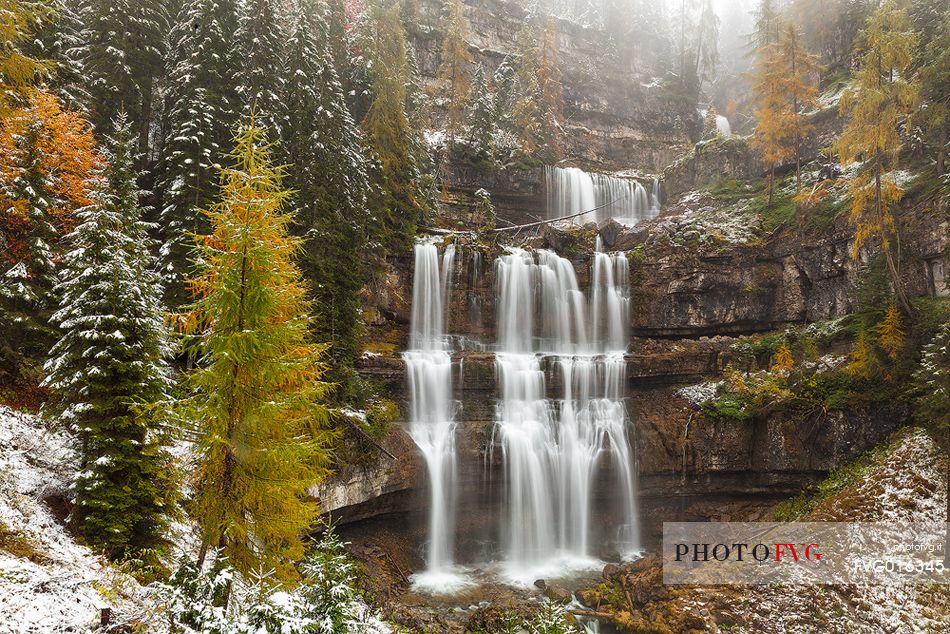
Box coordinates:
[0,406,147,633]
[676,381,720,406]
[651,190,762,247]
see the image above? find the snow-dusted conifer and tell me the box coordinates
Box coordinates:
[278,0,369,394]
[43,113,173,556]
[467,65,498,164]
[157,0,239,304]
[29,0,89,110]
[71,0,168,144]
[0,92,98,371]
[233,0,285,129]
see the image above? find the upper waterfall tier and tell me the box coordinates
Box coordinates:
[545,166,660,226]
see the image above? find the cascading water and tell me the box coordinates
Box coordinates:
[404,241,468,590]
[545,166,659,226]
[716,114,732,136]
[493,240,640,583]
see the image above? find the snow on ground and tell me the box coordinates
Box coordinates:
[0,406,150,633]
[653,190,763,247]
[713,429,950,634]
[676,380,720,406]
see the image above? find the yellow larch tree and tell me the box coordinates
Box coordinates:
[878,302,904,361]
[179,120,335,592]
[0,0,52,114]
[771,343,795,376]
[751,19,819,209]
[834,0,919,314]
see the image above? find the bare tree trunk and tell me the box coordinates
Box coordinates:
[875,154,912,315]
[768,166,774,208]
[938,127,946,177]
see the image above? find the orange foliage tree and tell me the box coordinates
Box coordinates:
[0,89,99,369]
[751,20,819,209]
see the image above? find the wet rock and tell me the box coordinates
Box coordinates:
[533,579,546,590]
[602,562,621,581]
[598,218,623,249]
[662,135,764,198]
[544,584,573,603]
[576,588,600,608]
[541,224,577,252]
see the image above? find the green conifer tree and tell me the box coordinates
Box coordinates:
[179,120,335,586]
[278,0,370,396]
[360,0,427,246]
[233,0,285,129]
[467,65,499,164]
[157,0,239,304]
[72,0,169,148]
[42,113,173,556]
[918,12,949,176]
[437,0,471,143]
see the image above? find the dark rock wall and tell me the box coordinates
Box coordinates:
[407,0,693,172]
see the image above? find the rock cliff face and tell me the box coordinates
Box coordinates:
[407,0,693,172]
[322,193,946,530]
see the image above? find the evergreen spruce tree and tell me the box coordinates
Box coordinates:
[278,0,370,395]
[0,120,63,364]
[510,16,543,157]
[180,120,334,586]
[537,16,563,163]
[233,0,285,129]
[360,0,426,246]
[0,91,98,374]
[157,0,239,304]
[918,12,949,176]
[71,0,168,147]
[28,0,88,110]
[749,0,781,49]
[835,0,919,314]
[467,65,498,164]
[436,0,471,143]
[42,113,173,556]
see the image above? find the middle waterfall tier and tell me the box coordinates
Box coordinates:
[545,166,660,226]
[492,246,640,583]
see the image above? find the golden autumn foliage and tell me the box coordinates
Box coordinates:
[835,0,918,312]
[0,0,53,114]
[771,343,795,375]
[0,90,98,263]
[179,121,335,584]
[878,303,904,361]
[751,21,820,208]
[847,331,875,379]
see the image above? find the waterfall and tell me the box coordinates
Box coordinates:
[716,114,732,136]
[545,166,659,226]
[404,241,468,591]
[493,244,640,584]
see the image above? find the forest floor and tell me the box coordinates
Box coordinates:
[0,406,154,633]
